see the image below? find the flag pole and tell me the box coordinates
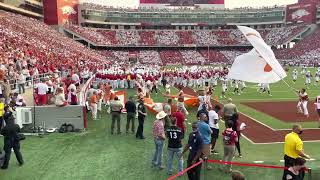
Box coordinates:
[273,69,299,96]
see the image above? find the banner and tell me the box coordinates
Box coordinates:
[286,3,316,23]
[43,0,79,25]
[140,0,224,5]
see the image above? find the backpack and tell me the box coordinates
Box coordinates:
[59,123,75,133]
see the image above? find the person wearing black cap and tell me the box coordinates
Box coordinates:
[1,115,24,169]
[136,98,147,139]
[125,97,136,134]
[180,122,203,180]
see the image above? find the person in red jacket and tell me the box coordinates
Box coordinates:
[221,120,238,173]
[171,107,186,139]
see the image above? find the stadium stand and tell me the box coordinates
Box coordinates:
[63,25,309,47]
[159,50,184,65]
[275,28,320,65]
[138,50,162,65]
[138,31,156,46]
[0,11,106,74]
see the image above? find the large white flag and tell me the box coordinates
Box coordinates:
[227,26,287,83]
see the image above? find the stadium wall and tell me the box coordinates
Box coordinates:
[27,105,85,130]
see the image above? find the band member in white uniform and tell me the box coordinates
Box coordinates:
[240,81,246,92]
[221,77,228,99]
[292,69,298,83]
[314,94,320,128]
[305,71,311,87]
[297,88,309,118]
[260,83,272,96]
[233,80,240,95]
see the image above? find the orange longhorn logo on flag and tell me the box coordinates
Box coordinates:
[246,33,260,38]
[256,50,273,72]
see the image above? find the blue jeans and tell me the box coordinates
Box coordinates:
[152,138,164,167]
[167,147,183,173]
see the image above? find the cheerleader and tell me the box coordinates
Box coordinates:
[220,77,228,99]
[297,88,309,118]
[177,88,189,116]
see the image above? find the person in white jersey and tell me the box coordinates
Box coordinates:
[292,69,298,84]
[208,105,221,154]
[314,94,320,128]
[297,88,309,118]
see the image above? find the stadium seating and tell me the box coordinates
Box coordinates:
[199,50,229,64]
[176,31,195,45]
[159,50,184,65]
[0,12,106,74]
[116,30,139,46]
[63,25,308,47]
[139,31,156,46]
[138,50,162,65]
[156,31,179,46]
[97,29,118,45]
[180,50,205,65]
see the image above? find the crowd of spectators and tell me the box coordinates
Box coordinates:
[96,50,248,65]
[176,31,195,45]
[199,50,228,64]
[194,30,218,46]
[159,50,184,65]
[138,50,162,65]
[157,31,180,46]
[81,3,285,13]
[266,25,308,45]
[64,24,308,47]
[220,50,247,63]
[138,31,156,46]
[116,30,139,46]
[275,28,320,65]
[180,50,205,65]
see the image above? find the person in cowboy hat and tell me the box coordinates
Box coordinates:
[152,111,167,170]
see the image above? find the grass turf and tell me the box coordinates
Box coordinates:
[0,67,319,180]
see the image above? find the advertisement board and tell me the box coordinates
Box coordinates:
[43,0,79,25]
[286,3,316,23]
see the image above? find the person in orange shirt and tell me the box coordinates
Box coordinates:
[90,91,98,120]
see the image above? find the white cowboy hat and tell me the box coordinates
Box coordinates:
[156,111,167,120]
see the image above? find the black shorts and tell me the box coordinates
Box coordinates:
[211,128,219,139]
[317,109,320,116]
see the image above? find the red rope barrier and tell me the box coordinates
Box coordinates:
[167,159,310,180]
[166,160,203,180]
[207,159,287,170]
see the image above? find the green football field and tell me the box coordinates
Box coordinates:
[1,67,320,180]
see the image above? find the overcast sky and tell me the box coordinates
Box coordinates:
[81,0,298,8]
